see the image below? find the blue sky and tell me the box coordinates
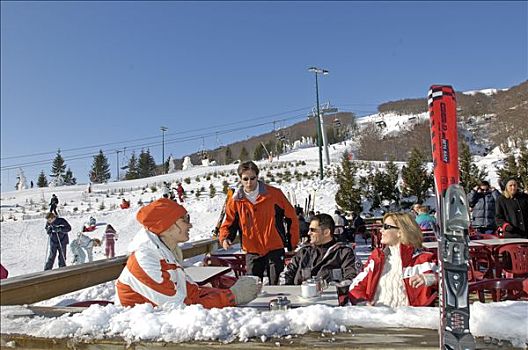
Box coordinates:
[1,1,527,190]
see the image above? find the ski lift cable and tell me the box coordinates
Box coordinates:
[0,106,313,161]
[1,113,309,171]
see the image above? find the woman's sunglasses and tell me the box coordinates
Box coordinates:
[382,223,399,230]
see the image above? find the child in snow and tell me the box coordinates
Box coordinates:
[71,232,101,265]
[102,224,118,258]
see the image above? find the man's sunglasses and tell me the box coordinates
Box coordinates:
[382,223,399,230]
[241,176,257,182]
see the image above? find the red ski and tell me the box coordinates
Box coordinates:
[428,85,475,350]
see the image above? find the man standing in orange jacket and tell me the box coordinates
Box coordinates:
[219,161,299,285]
[116,198,258,308]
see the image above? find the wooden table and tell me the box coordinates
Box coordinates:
[185,266,232,286]
[243,285,339,309]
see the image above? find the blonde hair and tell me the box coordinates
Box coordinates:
[383,212,423,248]
[503,179,518,199]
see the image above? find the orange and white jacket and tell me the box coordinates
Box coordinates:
[115,229,236,308]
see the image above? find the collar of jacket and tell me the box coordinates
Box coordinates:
[127,228,178,264]
[234,180,268,201]
[381,243,417,262]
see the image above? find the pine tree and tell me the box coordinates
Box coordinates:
[518,144,528,190]
[459,140,487,190]
[89,150,111,183]
[253,143,265,161]
[50,150,66,186]
[37,170,48,188]
[224,147,233,164]
[63,167,77,185]
[209,183,216,198]
[125,152,139,180]
[401,147,432,203]
[496,152,519,188]
[385,160,401,205]
[334,151,362,214]
[138,149,156,178]
[239,147,249,162]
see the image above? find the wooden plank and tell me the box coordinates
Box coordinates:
[0,238,220,306]
[0,328,517,349]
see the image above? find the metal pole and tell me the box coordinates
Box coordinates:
[116,150,120,181]
[314,73,324,180]
[160,126,168,174]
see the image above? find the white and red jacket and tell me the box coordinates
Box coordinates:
[349,244,438,306]
[116,229,236,308]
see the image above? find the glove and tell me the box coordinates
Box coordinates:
[229,276,259,305]
[504,223,513,233]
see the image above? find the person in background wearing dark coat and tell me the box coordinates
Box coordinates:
[44,212,71,270]
[283,213,359,299]
[295,206,310,243]
[49,194,59,215]
[467,180,500,234]
[496,178,528,239]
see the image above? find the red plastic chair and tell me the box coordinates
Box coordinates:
[468,278,528,303]
[203,254,246,278]
[497,243,528,278]
[468,247,495,281]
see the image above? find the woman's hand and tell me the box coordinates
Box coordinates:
[408,274,425,288]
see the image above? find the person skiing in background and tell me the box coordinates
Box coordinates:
[120,198,130,209]
[44,212,71,270]
[176,183,185,203]
[71,232,101,264]
[467,180,500,234]
[30,180,34,189]
[49,194,59,216]
[496,178,528,238]
[115,198,259,308]
[219,161,299,285]
[102,224,118,258]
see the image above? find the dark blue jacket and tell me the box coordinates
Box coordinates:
[45,217,71,245]
[468,189,500,228]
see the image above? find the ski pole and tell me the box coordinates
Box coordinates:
[56,231,67,267]
[44,234,50,269]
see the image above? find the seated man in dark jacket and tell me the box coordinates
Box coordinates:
[282,213,359,301]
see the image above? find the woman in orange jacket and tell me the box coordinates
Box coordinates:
[116,198,258,308]
[219,161,299,285]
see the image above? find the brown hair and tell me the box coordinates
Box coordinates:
[237,161,260,177]
[383,212,423,248]
[46,212,56,220]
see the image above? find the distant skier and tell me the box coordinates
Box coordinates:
[120,198,130,209]
[71,232,101,265]
[176,183,185,203]
[30,180,34,189]
[102,224,118,258]
[44,212,71,270]
[49,194,59,216]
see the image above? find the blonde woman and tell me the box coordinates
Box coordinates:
[496,178,528,238]
[349,212,438,307]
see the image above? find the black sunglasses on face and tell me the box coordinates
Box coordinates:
[309,227,323,233]
[241,176,257,182]
[382,223,399,230]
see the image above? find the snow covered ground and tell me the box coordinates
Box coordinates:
[1,117,526,347]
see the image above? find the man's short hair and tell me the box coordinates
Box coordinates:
[46,212,56,220]
[480,180,490,187]
[311,213,335,234]
[237,161,260,176]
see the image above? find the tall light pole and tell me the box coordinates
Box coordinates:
[160,126,168,174]
[308,66,328,180]
[116,149,121,181]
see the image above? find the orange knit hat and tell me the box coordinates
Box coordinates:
[136,198,188,235]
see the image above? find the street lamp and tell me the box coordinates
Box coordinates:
[308,66,328,180]
[160,126,168,174]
